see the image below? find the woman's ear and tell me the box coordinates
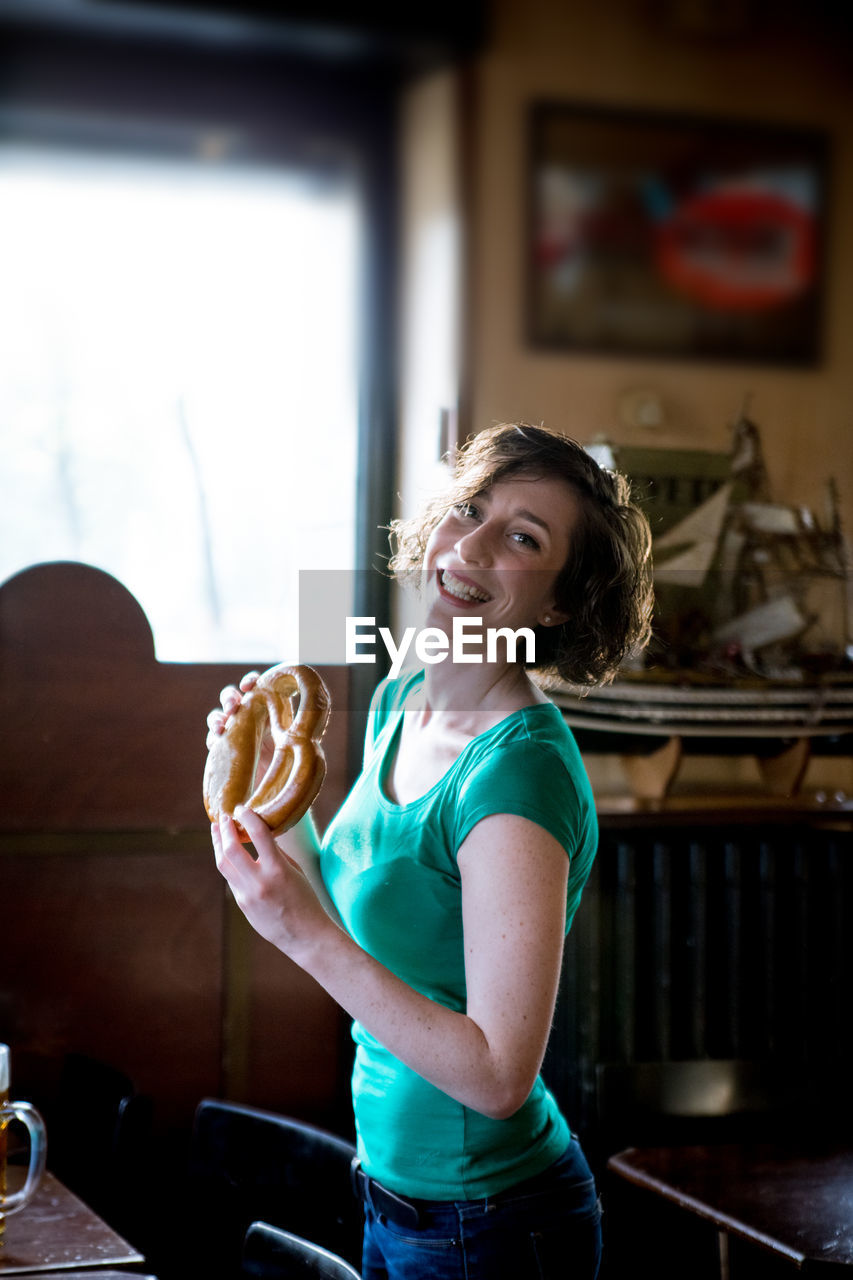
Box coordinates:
[539,606,569,628]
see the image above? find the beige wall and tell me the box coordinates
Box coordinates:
[398,2,853,797]
[464,0,853,527]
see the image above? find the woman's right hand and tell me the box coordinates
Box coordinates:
[206,670,274,783]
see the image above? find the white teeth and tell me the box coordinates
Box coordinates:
[441,570,490,602]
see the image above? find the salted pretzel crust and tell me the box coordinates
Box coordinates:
[203,663,331,839]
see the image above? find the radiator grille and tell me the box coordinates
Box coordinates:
[543,822,853,1143]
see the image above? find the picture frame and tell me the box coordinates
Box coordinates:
[527,101,829,364]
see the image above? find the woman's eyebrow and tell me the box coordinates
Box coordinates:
[466,483,550,535]
[513,507,551,534]
[470,489,553,536]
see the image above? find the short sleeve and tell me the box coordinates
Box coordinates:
[454,742,585,859]
[454,738,598,933]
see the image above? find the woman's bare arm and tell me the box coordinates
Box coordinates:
[213,808,568,1119]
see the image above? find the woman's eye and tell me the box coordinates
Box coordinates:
[454,501,479,520]
[512,530,540,550]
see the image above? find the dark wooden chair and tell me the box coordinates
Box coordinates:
[596,1059,817,1280]
[43,1052,153,1251]
[242,1221,362,1279]
[595,1057,810,1157]
[167,1099,362,1279]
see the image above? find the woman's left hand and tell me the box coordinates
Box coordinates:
[212,805,332,960]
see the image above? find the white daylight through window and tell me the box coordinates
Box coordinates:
[0,143,360,661]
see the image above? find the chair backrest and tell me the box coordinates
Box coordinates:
[47,1052,153,1247]
[184,1099,362,1277]
[242,1221,362,1280]
[594,1058,810,1162]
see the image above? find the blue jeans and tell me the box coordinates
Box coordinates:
[360,1138,602,1280]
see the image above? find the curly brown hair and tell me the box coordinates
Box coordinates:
[388,422,654,685]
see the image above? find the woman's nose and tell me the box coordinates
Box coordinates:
[455,522,493,565]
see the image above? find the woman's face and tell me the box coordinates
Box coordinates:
[422,473,580,636]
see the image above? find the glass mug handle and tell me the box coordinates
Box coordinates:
[1,1100,48,1216]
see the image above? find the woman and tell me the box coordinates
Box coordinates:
[210,422,653,1280]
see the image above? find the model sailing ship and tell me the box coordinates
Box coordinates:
[545,411,853,743]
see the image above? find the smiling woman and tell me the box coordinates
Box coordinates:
[0,143,360,661]
[390,422,655,684]
[209,421,655,1280]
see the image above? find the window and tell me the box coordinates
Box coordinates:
[0,142,360,661]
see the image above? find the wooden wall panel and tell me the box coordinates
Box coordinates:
[0,561,355,1140]
[0,560,351,834]
[235,919,354,1131]
[1,839,223,1132]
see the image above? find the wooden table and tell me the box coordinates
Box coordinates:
[0,1171,149,1275]
[608,1142,853,1275]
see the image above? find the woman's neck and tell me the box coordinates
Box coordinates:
[413,656,544,730]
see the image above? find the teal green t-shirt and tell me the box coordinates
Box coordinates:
[319,669,598,1200]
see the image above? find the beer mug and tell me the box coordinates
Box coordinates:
[0,1044,47,1244]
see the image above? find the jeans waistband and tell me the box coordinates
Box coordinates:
[351,1141,587,1232]
[351,1159,425,1229]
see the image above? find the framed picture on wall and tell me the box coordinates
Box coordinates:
[527,101,829,364]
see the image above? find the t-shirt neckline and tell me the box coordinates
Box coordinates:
[375,671,558,812]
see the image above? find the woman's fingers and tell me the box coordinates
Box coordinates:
[206,686,241,744]
[219,684,242,714]
[213,807,271,865]
[219,669,260,716]
[212,812,235,864]
[210,818,222,855]
[233,804,276,854]
[208,671,261,742]
[211,807,329,959]
[213,812,256,880]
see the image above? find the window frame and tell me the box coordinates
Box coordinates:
[1,11,404,764]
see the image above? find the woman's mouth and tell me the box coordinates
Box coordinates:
[438,569,492,604]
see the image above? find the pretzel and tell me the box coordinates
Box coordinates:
[204,663,330,840]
